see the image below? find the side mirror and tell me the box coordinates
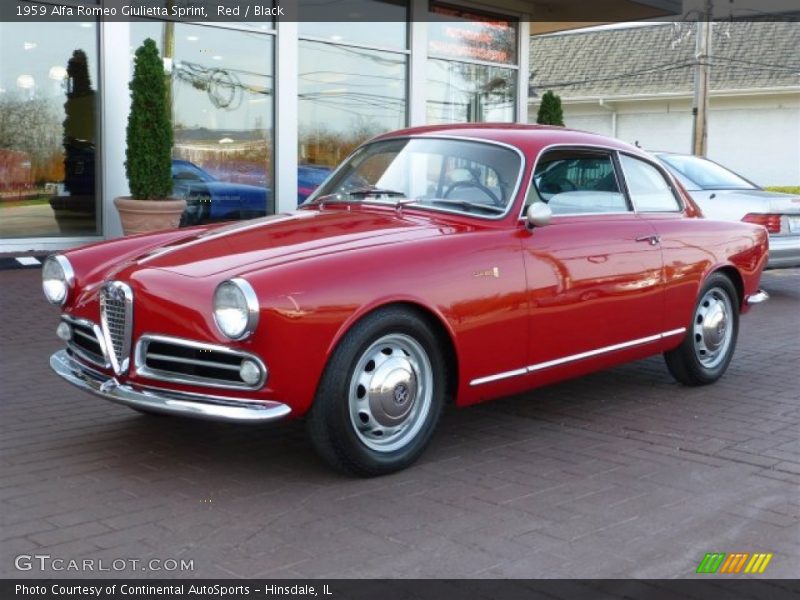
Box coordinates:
[526,202,552,229]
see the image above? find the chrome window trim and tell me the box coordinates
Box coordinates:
[100,281,134,376]
[307,134,527,222]
[616,151,684,214]
[213,278,260,341]
[519,143,635,220]
[469,328,686,387]
[62,314,110,369]
[135,334,268,391]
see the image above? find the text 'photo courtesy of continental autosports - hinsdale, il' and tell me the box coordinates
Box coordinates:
[44,124,771,477]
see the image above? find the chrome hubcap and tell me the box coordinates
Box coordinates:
[348,334,432,453]
[693,287,733,368]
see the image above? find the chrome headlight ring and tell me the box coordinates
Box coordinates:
[42,255,75,306]
[213,278,260,340]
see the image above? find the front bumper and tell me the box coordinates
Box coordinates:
[50,350,291,423]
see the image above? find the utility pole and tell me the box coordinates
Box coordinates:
[691,0,713,156]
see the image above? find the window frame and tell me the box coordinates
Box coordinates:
[520,144,687,221]
[521,145,632,218]
[617,151,685,214]
[425,1,521,124]
[308,134,527,222]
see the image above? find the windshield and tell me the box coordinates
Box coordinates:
[310,137,522,217]
[657,155,757,191]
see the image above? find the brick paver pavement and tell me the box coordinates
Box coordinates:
[1,267,798,578]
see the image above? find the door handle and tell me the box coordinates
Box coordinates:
[635,234,661,246]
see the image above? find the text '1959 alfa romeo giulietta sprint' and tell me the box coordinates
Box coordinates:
[44,124,770,476]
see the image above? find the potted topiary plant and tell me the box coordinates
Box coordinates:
[114,38,185,235]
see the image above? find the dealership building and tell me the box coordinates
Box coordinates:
[0,0,677,252]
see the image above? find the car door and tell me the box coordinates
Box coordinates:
[618,152,712,334]
[520,147,665,378]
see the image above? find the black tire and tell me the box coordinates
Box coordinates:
[664,272,739,386]
[306,307,446,477]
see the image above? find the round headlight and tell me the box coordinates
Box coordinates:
[213,278,259,340]
[42,255,74,306]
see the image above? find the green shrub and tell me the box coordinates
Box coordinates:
[536,90,565,127]
[125,38,173,200]
[765,186,800,195]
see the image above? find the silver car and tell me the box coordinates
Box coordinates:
[655,153,800,269]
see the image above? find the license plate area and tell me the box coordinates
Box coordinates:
[789,216,800,234]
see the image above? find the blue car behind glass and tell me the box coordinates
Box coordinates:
[173,159,331,226]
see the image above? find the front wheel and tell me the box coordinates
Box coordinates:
[307,307,446,476]
[664,273,739,386]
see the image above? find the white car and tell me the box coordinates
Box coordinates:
[655,153,800,269]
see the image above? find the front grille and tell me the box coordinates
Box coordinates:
[65,317,107,368]
[136,335,266,390]
[100,282,133,374]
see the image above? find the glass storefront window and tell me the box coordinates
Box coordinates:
[426,2,518,125]
[426,59,515,124]
[131,23,274,226]
[428,3,517,64]
[0,22,100,239]
[298,39,407,200]
[299,0,408,49]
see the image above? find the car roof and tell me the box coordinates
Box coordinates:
[371,123,648,159]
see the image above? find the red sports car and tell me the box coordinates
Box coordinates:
[44,124,769,476]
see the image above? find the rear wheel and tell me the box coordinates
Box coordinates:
[307,307,446,476]
[664,273,739,386]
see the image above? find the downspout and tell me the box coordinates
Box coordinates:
[598,98,618,139]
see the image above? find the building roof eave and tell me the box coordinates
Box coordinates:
[528,86,800,105]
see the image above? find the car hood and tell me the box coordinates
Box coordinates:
[126,207,448,279]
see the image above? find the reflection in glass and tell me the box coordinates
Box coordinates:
[427,59,515,124]
[0,23,99,239]
[315,137,522,217]
[428,3,517,65]
[141,1,275,31]
[299,0,407,48]
[298,40,406,172]
[131,23,274,225]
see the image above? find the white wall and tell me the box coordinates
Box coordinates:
[530,92,800,186]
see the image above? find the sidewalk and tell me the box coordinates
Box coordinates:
[1,267,798,578]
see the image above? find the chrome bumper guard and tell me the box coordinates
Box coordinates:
[746,289,769,306]
[50,350,291,423]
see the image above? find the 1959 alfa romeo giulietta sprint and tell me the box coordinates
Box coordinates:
[44,124,769,476]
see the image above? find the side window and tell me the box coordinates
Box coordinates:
[619,154,681,212]
[528,150,629,215]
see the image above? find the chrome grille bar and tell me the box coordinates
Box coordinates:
[135,334,267,390]
[100,281,133,375]
[144,353,242,372]
[62,315,109,369]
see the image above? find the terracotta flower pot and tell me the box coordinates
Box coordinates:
[114,196,187,236]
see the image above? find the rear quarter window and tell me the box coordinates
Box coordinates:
[620,154,681,212]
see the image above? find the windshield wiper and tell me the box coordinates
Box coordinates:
[347,187,406,198]
[429,199,505,214]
